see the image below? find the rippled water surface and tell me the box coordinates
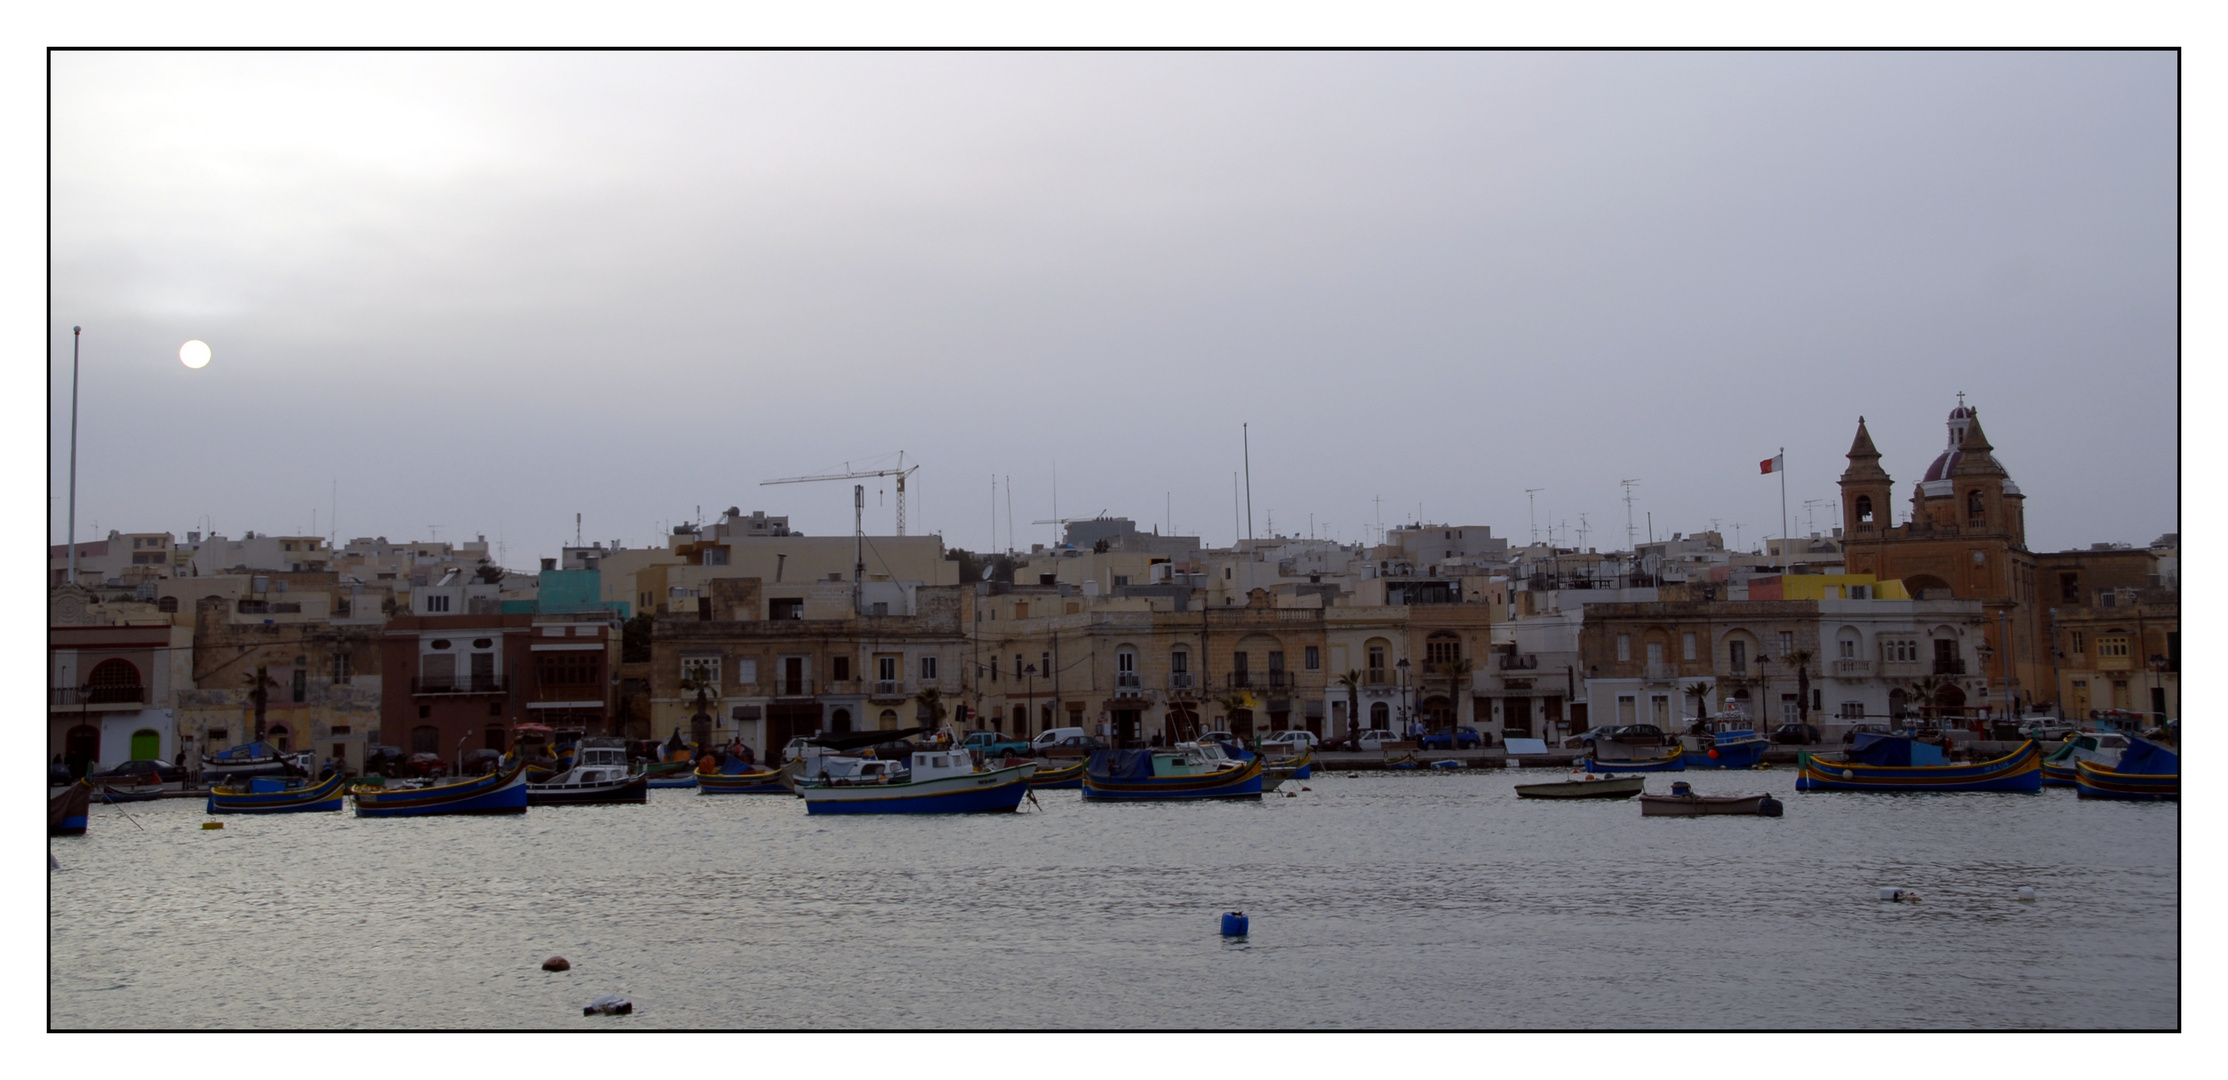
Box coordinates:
[49,769,2177,1030]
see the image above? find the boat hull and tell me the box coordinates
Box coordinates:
[1639,793,1768,815]
[207,772,349,814]
[2041,760,2077,787]
[1027,758,1086,790]
[647,775,699,789]
[1682,738,1769,769]
[2072,759,2178,801]
[1795,741,2043,792]
[97,784,171,803]
[353,762,529,816]
[50,782,92,836]
[528,773,648,805]
[800,764,1035,814]
[696,767,790,794]
[1081,755,1265,801]
[1584,749,1686,773]
[1515,776,1645,799]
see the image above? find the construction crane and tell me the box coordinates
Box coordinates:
[761,452,922,536]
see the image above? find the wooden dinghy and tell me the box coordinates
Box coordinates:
[1514,775,1645,799]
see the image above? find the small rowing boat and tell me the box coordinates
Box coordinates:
[1583,746,1686,773]
[1514,775,1644,800]
[1639,781,1780,816]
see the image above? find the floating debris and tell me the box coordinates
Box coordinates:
[583,994,632,1016]
[1220,911,1248,937]
[543,956,571,972]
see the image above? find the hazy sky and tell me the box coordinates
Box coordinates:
[47,50,2178,563]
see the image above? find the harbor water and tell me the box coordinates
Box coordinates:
[49,768,2177,1029]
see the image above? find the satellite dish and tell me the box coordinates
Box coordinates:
[980,564,994,581]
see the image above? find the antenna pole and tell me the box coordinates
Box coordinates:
[66,326,80,586]
[1243,423,1254,546]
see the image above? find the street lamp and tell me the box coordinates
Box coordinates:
[1395,658,1411,740]
[1755,654,1773,729]
[2147,654,2170,729]
[1024,663,1038,738]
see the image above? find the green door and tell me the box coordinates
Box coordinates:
[130,729,161,761]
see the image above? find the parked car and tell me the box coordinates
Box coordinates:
[363,745,408,776]
[88,758,187,785]
[1196,730,1237,744]
[1419,726,1483,750]
[2017,718,2080,742]
[1355,729,1402,751]
[1261,730,1319,750]
[1772,723,1823,745]
[404,752,449,778]
[1037,734,1107,759]
[1841,723,1890,745]
[1565,725,1618,750]
[959,730,1034,758]
[1031,727,1088,751]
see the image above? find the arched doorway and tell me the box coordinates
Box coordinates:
[1932,682,1967,722]
[830,708,852,734]
[65,725,99,778]
[130,728,161,761]
[878,709,899,730]
[1227,708,1255,740]
[86,659,143,704]
[1369,701,1390,729]
[268,725,291,752]
[1421,695,1454,732]
[1888,688,1908,720]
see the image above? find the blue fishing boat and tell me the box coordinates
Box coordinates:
[2042,731,2129,787]
[798,748,1035,814]
[1584,746,1686,773]
[207,770,348,813]
[1796,735,2041,792]
[352,760,530,816]
[1027,757,1086,790]
[50,781,91,836]
[2073,737,2178,801]
[1680,719,1770,769]
[647,774,699,789]
[1080,745,1265,801]
[696,753,789,794]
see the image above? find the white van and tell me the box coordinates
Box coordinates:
[1031,727,1087,750]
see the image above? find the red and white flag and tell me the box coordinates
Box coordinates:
[1759,454,1783,475]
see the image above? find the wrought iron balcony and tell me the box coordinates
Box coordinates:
[1496,653,1539,671]
[1932,658,1967,676]
[776,678,815,698]
[51,685,146,706]
[1115,672,1142,690]
[411,675,506,696]
[1168,672,1195,691]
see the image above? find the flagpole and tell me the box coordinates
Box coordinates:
[1779,445,1788,574]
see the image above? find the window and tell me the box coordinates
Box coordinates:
[831,656,851,681]
[920,656,937,681]
[1848,585,1869,599]
[1426,634,1459,665]
[1838,638,1856,660]
[1967,490,1986,523]
[1881,638,1918,664]
[1778,631,1794,656]
[1854,495,1874,525]
[770,598,803,620]
[1617,695,1636,723]
[2071,632,2086,655]
[291,669,307,703]
[877,656,898,682]
[1651,696,1670,725]
[1616,634,1631,662]
[680,656,721,689]
[1015,654,1024,678]
[2097,635,2130,659]
[870,602,889,616]
[1170,649,1189,674]
[424,594,450,613]
[1781,694,1800,723]
[1370,702,1390,728]
[1367,644,1386,676]
[1645,641,1664,666]
[537,653,599,687]
[1728,640,1747,674]
[1838,701,1866,720]
[411,725,439,752]
[1117,650,1137,673]
[1113,575,1130,587]
[157,596,178,613]
[418,705,431,718]
[1268,651,1285,673]
[1304,646,1320,671]
[2060,573,2080,603]
[1682,633,1696,661]
[734,659,757,684]
[1014,603,1029,619]
[1042,652,1051,676]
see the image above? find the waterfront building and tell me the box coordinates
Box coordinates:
[48,585,193,776]
[2035,536,2178,722]
[378,608,619,766]
[174,588,385,774]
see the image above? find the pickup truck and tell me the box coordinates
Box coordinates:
[958,731,1033,758]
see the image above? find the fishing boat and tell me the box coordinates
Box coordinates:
[353,760,530,816]
[199,741,297,779]
[696,757,790,794]
[647,773,700,789]
[50,781,92,836]
[797,747,1036,815]
[2041,731,2130,787]
[1680,716,1771,769]
[1639,780,1777,816]
[1583,746,1686,773]
[97,780,170,804]
[207,770,349,814]
[1080,745,1265,801]
[1026,757,1086,790]
[2072,737,2178,801]
[528,737,648,805]
[1795,735,2042,793]
[1514,775,1645,799]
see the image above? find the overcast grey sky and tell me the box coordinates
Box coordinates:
[47,50,2177,562]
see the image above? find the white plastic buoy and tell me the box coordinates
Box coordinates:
[583,994,632,1016]
[2017,887,2037,902]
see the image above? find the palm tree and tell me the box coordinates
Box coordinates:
[912,686,946,732]
[678,672,716,748]
[1440,658,1476,735]
[1683,680,1715,729]
[1789,650,1815,725]
[241,666,279,742]
[1336,670,1363,748]
[1903,675,1945,725]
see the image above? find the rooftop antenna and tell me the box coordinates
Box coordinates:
[1525,488,1544,545]
[1373,494,1383,547]
[1620,479,1642,552]
[576,513,583,548]
[1005,476,1015,555]
[1733,522,1746,552]
[1576,513,1590,551]
[991,474,997,555]
[1243,423,1254,546]
[1803,499,1833,536]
